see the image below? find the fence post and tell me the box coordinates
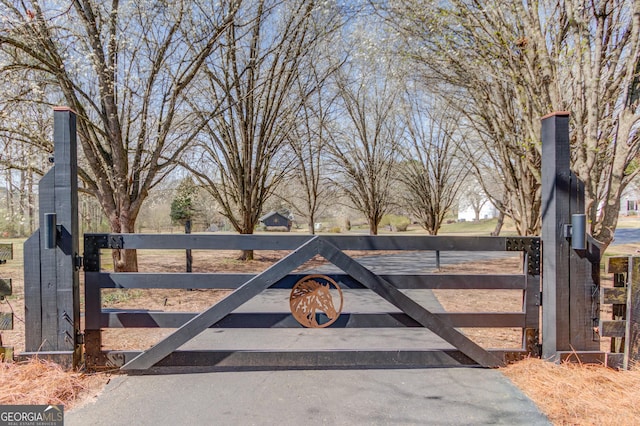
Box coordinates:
[624,256,640,369]
[22,107,81,368]
[541,111,601,362]
[83,234,105,370]
[0,272,13,361]
[186,219,192,273]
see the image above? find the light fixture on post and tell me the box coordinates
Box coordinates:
[564,213,586,250]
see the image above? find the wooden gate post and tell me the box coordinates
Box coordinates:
[541,112,601,362]
[23,107,81,368]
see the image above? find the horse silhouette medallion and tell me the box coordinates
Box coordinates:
[289,275,343,328]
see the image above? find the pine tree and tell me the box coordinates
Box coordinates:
[170,177,197,225]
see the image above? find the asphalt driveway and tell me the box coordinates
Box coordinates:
[67,367,550,425]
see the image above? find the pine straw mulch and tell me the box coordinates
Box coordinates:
[503,358,640,426]
[0,358,108,410]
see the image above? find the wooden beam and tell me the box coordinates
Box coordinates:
[91,272,527,290]
[556,351,605,364]
[601,287,627,305]
[524,273,541,329]
[0,346,13,362]
[0,243,12,261]
[606,353,624,369]
[121,237,321,371]
[91,233,313,250]
[53,108,81,362]
[0,279,10,297]
[624,257,640,369]
[0,313,12,330]
[83,234,103,364]
[599,320,626,338]
[101,311,527,329]
[568,179,600,351]
[23,231,42,352]
[607,257,629,274]
[101,348,531,370]
[318,239,505,368]
[322,235,517,251]
[541,112,572,358]
[103,349,486,370]
[38,170,57,352]
[89,233,534,252]
[611,260,627,354]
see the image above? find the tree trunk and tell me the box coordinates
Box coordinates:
[108,209,139,272]
[309,218,316,235]
[491,211,505,237]
[27,170,34,235]
[112,248,138,272]
[369,219,378,235]
[19,168,26,236]
[5,170,13,234]
[237,208,256,260]
[239,215,254,261]
[239,249,255,261]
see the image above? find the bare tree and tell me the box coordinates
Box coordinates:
[383,0,640,246]
[461,89,543,236]
[285,60,343,234]
[564,0,640,246]
[329,64,401,235]
[397,93,469,235]
[381,1,543,235]
[182,0,344,258]
[0,0,239,270]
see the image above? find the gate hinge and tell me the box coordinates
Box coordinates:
[74,254,83,271]
[76,331,85,345]
[538,291,543,307]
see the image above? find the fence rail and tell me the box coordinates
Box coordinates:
[84,233,538,251]
[0,244,13,361]
[600,256,640,369]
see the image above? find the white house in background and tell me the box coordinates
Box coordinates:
[457,197,499,222]
[620,181,640,216]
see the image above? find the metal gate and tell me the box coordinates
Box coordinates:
[83,233,540,372]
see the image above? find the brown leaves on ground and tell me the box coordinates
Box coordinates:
[503,358,640,425]
[0,358,107,410]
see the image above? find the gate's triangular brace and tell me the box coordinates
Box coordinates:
[318,239,504,368]
[122,236,504,371]
[121,237,321,370]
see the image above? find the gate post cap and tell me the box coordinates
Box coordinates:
[53,106,77,114]
[541,111,570,119]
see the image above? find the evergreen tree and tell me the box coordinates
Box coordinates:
[170,177,197,225]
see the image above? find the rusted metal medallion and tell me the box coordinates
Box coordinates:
[289,274,343,328]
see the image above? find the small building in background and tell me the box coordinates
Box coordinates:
[259,211,292,231]
[621,182,640,216]
[457,198,499,222]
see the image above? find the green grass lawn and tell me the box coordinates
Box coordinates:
[437,218,517,235]
[615,215,640,228]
